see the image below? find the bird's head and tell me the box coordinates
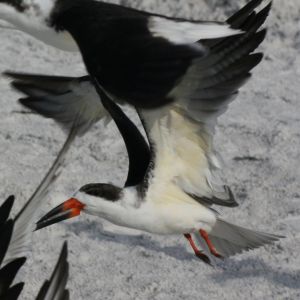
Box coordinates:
[0,0,78,51]
[36,183,123,230]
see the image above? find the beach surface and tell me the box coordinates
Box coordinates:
[0,1,299,299]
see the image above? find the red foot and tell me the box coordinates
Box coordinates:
[199,229,223,259]
[184,233,211,265]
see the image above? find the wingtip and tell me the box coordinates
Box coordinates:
[227,0,263,26]
[2,70,13,78]
[61,241,68,259]
[260,1,273,17]
[10,81,32,96]
[0,196,15,227]
[227,0,272,31]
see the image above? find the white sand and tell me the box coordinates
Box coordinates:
[0,1,299,299]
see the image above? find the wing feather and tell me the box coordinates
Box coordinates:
[0,197,26,300]
[141,1,271,207]
[2,118,80,265]
[52,0,241,108]
[4,72,110,136]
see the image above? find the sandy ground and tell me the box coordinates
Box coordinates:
[0,0,299,299]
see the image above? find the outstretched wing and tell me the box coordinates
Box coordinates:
[2,119,80,265]
[140,1,271,207]
[51,0,240,109]
[0,196,26,300]
[5,72,110,136]
[35,242,69,300]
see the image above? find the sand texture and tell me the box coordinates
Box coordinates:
[0,0,299,299]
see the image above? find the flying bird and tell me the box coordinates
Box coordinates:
[0,195,70,300]
[3,0,269,172]
[35,1,282,264]
[0,0,243,110]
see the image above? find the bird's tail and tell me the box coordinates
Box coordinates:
[196,219,282,258]
[4,72,110,136]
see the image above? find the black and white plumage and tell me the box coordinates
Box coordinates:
[3,0,266,192]
[5,72,110,136]
[0,195,70,300]
[0,0,241,107]
[36,1,282,264]
[49,0,241,108]
[6,72,151,187]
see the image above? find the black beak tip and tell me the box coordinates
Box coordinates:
[34,209,75,231]
[34,220,47,231]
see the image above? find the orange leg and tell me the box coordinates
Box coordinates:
[184,233,211,265]
[199,229,223,259]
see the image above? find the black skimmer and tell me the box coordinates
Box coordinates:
[1,0,244,110]
[3,0,270,176]
[36,1,282,264]
[0,195,69,299]
[2,1,267,133]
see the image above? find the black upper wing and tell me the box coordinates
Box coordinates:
[51,0,206,108]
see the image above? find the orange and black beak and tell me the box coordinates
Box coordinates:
[36,198,85,231]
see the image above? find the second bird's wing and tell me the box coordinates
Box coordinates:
[5,73,110,136]
[2,118,80,265]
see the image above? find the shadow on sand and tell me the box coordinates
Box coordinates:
[65,220,299,289]
[210,257,300,289]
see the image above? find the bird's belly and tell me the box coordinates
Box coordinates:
[121,202,217,235]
